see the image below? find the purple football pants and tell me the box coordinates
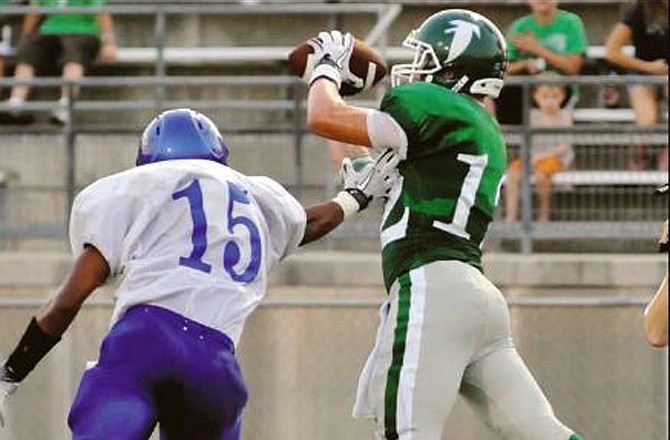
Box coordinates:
[68,305,248,440]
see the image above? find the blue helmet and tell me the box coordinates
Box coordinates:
[136,108,229,166]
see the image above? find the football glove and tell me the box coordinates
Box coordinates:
[0,365,18,428]
[334,148,400,216]
[308,30,363,90]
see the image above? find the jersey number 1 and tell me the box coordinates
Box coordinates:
[432,153,488,240]
[172,179,262,283]
[382,153,489,246]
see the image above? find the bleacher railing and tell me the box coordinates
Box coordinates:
[0,4,667,252]
[1,74,666,252]
[502,74,668,252]
[0,2,401,107]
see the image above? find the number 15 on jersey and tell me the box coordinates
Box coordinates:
[172,179,263,283]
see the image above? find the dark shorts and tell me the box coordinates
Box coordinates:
[68,305,248,440]
[16,33,100,72]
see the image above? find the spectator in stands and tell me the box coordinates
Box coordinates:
[494,0,588,124]
[0,2,29,93]
[0,1,13,91]
[0,0,116,125]
[605,0,668,171]
[505,74,574,224]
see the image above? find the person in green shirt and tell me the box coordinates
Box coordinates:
[0,0,116,125]
[0,0,17,88]
[507,0,588,76]
[305,9,584,440]
[495,0,588,125]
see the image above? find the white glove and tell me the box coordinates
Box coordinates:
[0,377,17,428]
[356,148,401,200]
[334,148,400,217]
[308,30,363,90]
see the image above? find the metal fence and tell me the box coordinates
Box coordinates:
[0,292,666,440]
[0,4,668,251]
[1,75,668,252]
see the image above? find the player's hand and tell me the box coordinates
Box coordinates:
[341,148,400,210]
[308,30,362,89]
[0,366,18,428]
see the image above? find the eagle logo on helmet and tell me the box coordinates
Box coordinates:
[444,20,481,64]
[391,9,507,98]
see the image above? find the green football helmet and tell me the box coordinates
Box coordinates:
[391,9,508,98]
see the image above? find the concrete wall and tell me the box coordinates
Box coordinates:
[0,252,667,439]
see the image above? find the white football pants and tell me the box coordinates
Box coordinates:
[353,260,575,440]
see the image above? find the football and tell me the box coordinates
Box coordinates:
[288,37,388,96]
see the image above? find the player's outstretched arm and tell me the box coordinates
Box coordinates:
[306,30,408,158]
[307,78,372,147]
[0,245,109,425]
[300,202,345,246]
[300,149,400,246]
[305,30,373,147]
[37,245,110,337]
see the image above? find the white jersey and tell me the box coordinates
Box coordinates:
[69,159,306,345]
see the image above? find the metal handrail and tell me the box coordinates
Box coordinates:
[1,75,667,244]
[505,75,668,87]
[0,75,303,87]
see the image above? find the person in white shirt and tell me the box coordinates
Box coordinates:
[0,108,399,439]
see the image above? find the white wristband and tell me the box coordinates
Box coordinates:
[332,191,359,219]
[309,63,342,89]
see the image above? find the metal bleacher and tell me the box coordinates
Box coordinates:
[112,44,634,67]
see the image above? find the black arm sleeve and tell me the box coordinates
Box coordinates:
[2,318,61,383]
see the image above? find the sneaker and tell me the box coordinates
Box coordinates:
[48,106,69,126]
[0,101,34,125]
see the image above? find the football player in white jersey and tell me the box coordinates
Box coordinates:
[0,108,399,439]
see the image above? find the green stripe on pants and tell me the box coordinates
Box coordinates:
[384,273,412,440]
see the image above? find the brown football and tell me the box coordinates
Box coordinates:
[288,37,388,96]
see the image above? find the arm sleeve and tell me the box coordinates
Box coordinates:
[366,109,409,159]
[246,176,307,261]
[369,88,423,160]
[69,182,137,275]
[565,14,588,55]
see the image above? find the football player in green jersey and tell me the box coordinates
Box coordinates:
[306,9,584,440]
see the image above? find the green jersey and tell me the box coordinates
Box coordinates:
[507,10,588,65]
[379,82,506,289]
[35,0,105,36]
